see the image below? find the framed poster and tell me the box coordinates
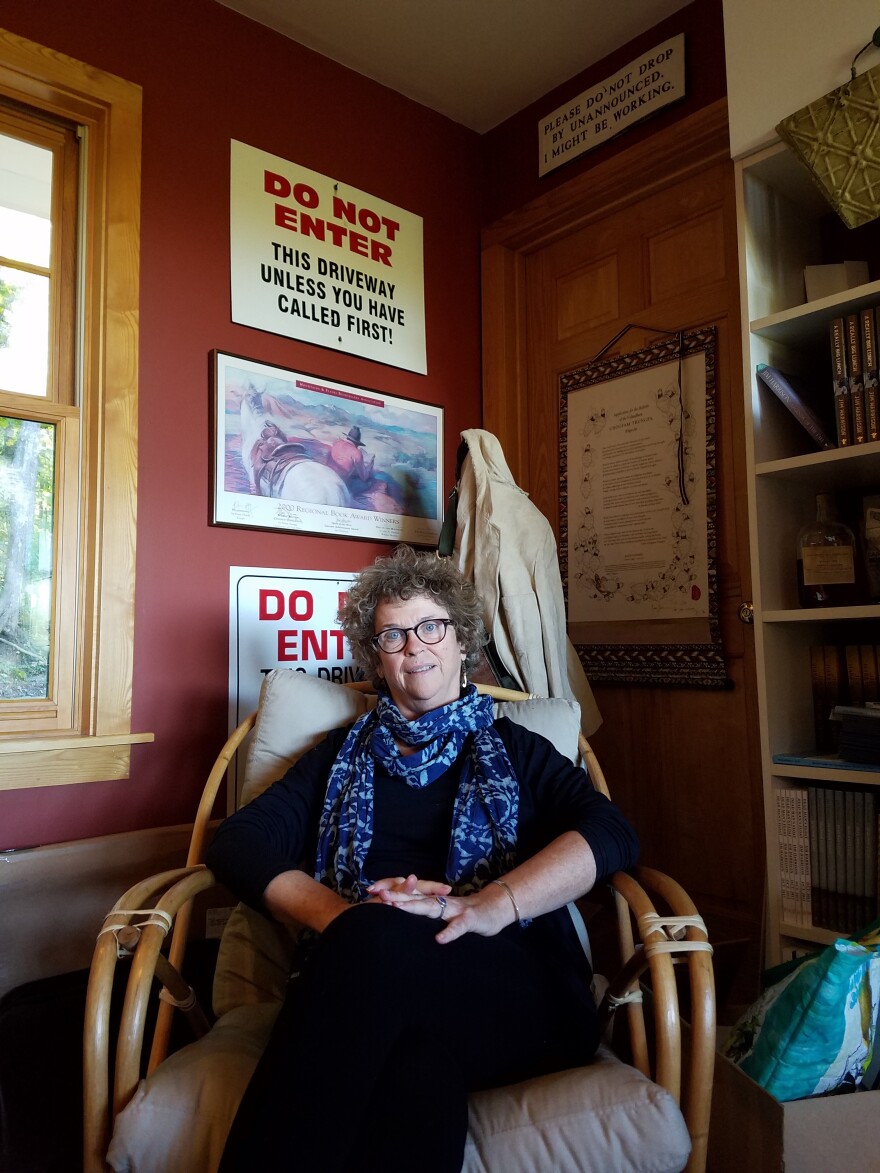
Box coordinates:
[560,327,727,687]
[211,351,443,545]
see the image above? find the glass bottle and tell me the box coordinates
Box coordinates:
[796,493,859,607]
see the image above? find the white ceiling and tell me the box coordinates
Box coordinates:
[216,0,691,133]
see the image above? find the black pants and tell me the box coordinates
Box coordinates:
[219,903,598,1173]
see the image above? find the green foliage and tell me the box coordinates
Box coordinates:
[0,276,19,349]
[0,416,55,587]
[0,415,55,698]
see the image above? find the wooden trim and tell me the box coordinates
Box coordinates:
[1,731,154,754]
[0,29,141,784]
[480,244,529,485]
[0,743,138,788]
[482,99,730,253]
[53,116,79,408]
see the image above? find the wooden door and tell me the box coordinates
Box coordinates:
[482,101,764,1006]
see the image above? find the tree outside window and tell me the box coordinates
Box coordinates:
[0,124,62,703]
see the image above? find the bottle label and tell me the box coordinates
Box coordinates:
[801,546,855,585]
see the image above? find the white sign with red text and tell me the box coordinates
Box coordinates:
[230,140,426,373]
[228,566,363,808]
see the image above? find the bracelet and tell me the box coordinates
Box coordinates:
[491,879,522,925]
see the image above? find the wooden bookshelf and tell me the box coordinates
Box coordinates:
[735,141,880,964]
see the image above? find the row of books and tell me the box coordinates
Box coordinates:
[755,302,880,450]
[832,310,878,447]
[810,644,880,755]
[776,785,878,933]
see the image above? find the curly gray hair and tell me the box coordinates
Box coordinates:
[338,545,487,680]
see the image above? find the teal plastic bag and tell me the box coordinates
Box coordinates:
[721,930,880,1101]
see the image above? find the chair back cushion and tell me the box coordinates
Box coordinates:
[213,671,583,1016]
[242,671,582,807]
[240,671,375,806]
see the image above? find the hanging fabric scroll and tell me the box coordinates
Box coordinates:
[559,326,728,687]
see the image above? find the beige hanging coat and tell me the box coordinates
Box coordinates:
[453,429,601,736]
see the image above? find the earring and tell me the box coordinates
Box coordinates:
[460,661,468,690]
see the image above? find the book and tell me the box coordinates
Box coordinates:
[849,792,863,929]
[831,316,852,446]
[794,787,812,925]
[774,755,872,774]
[846,644,864,706]
[811,788,826,924]
[755,364,835,451]
[776,787,812,926]
[823,644,847,753]
[776,790,795,924]
[846,313,867,443]
[833,786,845,929]
[811,786,831,928]
[861,644,879,703]
[810,645,827,753]
[860,307,880,442]
[853,788,866,928]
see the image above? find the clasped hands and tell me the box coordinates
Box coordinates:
[365,874,513,943]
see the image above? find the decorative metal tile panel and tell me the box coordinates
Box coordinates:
[776,64,880,229]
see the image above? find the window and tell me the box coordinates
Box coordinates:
[0,29,147,787]
[0,106,78,727]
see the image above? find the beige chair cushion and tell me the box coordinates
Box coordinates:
[240,671,375,806]
[108,1007,690,1173]
[106,1003,280,1173]
[465,1048,691,1173]
[212,903,297,1018]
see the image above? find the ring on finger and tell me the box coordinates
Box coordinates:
[434,895,447,920]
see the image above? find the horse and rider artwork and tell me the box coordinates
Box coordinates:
[211,351,443,544]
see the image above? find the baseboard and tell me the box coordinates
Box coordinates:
[0,824,224,1000]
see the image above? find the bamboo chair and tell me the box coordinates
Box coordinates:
[84,674,715,1173]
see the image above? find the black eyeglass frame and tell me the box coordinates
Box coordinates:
[371,618,454,653]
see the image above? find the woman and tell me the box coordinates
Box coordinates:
[208,545,638,1173]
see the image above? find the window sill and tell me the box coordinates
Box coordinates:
[0,732,155,791]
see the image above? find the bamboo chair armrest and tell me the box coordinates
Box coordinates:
[602,867,715,1173]
[83,866,220,1173]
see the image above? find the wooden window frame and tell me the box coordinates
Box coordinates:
[0,29,152,788]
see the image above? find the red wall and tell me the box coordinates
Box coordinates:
[0,1,482,847]
[0,0,727,850]
[480,0,726,225]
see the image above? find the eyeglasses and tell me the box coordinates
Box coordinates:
[371,618,453,654]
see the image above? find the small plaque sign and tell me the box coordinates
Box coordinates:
[538,34,685,177]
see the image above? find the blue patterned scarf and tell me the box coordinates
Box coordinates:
[314,685,519,901]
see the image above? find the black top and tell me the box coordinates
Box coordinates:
[207,717,639,985]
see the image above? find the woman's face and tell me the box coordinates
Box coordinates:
[373,594,464,721]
